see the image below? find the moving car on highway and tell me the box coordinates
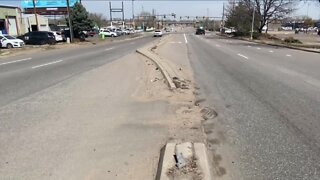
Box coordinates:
[154,30,163,37]
[0,34,25,49]
[17,31,56,45]
[195,28,205,35]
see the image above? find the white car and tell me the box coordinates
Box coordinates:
[0,35,25,48]
[154,30,163,37]
[99,30,117,37]
[51,31,63,42]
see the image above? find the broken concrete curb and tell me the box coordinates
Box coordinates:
[136,48,177,89]
[156,142,212,180]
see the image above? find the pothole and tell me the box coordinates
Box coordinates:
[200,107,217,120]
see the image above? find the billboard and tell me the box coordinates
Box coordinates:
[21,0,80,8]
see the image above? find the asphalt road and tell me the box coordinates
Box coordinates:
[186,32,320,179]
[0,35,154,107]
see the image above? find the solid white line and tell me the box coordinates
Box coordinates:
[105,47,114,51]
[0,57,32,66]
[237,53,249,59]
[183,33,188,44]
[32,60,63,69]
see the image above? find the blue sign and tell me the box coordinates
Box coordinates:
[21,0,80,8]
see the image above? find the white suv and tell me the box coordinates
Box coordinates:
[154,30,163,37]
[99,29,117,37]
[0,35,25,49]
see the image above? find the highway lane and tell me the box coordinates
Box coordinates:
[187,33,320,179]
[0,36,155,107]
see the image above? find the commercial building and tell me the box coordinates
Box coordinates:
[0,4,22,36]
[21,14,50,34]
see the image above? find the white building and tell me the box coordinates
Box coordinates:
[20,14,49,34]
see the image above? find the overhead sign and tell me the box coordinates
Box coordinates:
[21,0,80,8]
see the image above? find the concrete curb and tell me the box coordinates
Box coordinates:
[254,41,320,54]
[156,142,212,180]
[216,33,320,54]
[136,48,177,89]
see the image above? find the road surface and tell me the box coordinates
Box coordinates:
[0,36,154,107]
[0,35,202,179]
[185,32,320,179]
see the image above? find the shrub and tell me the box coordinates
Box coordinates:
[284,36,302,44]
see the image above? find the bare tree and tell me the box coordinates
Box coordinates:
[89,13,108,29]
[242,0,295,33]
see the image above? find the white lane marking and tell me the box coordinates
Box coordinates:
[269,50,274,53]
[105,47,114,51]
[247,45,252,47]
[257,47,261,50]
[215,44,221,47]
[183,33,188,44]
[237,53,249,60]
[0,57,32,66]
[130,42,135,45]
[278,67,320,88]
[286,54,292,57]
[32,60,63,69]
[169,41,182,44]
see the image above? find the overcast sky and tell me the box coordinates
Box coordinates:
[1,0,319,20]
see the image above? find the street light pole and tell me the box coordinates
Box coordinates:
[132,0,134,19]
[66,0,73,42]
[250,4,256,40]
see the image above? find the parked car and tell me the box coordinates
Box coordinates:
[51,31,63,42]
[99,29,117,37]
[195,28,205,35]
[122,29,130,35]
[115,29,123,36]
[154,30,163,37]
[0,34,25,48]
[17,31,56,45]
[88,29,98,37]
[127,29,135,34]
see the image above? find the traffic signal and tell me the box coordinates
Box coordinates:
[164,15,166,18]
[187,16,189,19]
[180,16,182,20]
[196,16,198,19]
[172,13,176,18]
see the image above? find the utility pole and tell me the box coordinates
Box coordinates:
[32,0,39,31]
[221,3,225,32]
[109,2,112,26]
[131,0,134,21]
[66,0,74,42]
[122,1,125,29]
[251,4,256,40]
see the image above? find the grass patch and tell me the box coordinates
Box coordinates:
[283,36,302,44]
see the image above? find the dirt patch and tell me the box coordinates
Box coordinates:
[132,54,204,144]
[167,157,203,180]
